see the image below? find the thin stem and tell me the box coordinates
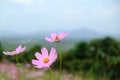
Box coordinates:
[49,68,52,80]
[15,55,22,80]
[57,43,62,80]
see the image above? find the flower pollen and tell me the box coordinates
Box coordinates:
[54,36,60,42]
[44,58,49,63]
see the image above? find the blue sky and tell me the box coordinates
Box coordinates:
[0,0,120,35]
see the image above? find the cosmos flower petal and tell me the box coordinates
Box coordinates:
[32,47,57,69]
[3,51,10,55]
[15,45,26,53]
[50,33,57,39]
[64,32,68,37]
[35,65,43,68]
[43,63,50,68]
[32,60,41,65]
[32,59,44,68]
[3,45,25,56]
[49,47,57,60]
[21,46,26,52]
[47,60,54,66]
[11,51,16,55]
[58,32,68,39]
[3,51,15,56]
[45,32,68,43]
[45,37,54,43]
[41,47,48,57]
[58,32,64,38]
[35,52,43,60]
[15,45,22,53]
[34,61,44,68]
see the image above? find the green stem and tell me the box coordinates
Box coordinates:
[49,68,52,80]
[57,43,62,80]
[15,55,22,80]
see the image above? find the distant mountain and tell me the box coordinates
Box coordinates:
[68,28,106,41]
[0,28,120,50]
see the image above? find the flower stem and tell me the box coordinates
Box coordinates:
[49,68,52,80]
[57,43,62,80]
[15,55,22,80]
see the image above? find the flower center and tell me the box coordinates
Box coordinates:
[54,36,60,42]
[44,58,49,63]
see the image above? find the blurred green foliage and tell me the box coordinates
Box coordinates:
[61,37,120,80]
[0,37,120,80]
[19,44,42,63]
[0,42,4,61]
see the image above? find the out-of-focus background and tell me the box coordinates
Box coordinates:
[0,0,120,80]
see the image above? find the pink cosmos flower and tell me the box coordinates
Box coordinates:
[45,32,68,43]
[32,47,57,68]
[3,45,26,56]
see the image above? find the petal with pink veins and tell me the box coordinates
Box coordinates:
[32,47,58,69]
[41,47,48,57]
[35,52,43,60]
[49,47,57,60]
[32,60,41,66]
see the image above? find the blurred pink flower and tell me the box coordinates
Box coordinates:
[3,45,26,56]
[25,63,31,68]
[0,59,18,80]
[32,47,57,68]
[26,71,44,78]
[45,32,68,43]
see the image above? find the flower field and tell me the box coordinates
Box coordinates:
[0,59,84,80]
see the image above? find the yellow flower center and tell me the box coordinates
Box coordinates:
[44,58,49,63]
[54,36,60,42]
